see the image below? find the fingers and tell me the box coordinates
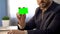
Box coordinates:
[7,30,13,34]
[16,13,26,19]
[16,13,21,19]
[16,13,26,25]
[16,13,26,21]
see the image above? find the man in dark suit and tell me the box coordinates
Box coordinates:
[8,0,60,34]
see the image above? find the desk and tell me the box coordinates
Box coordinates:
[0,30,9,34]
[0,26,18,34]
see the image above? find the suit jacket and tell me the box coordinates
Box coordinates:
[18,1,60,34]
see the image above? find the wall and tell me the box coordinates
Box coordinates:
[0,0,7,26]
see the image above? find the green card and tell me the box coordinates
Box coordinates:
[18,7,28,15]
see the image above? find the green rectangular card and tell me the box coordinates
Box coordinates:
[18,7,28,15]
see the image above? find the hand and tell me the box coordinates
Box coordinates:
[7,30,27,34]
[16,13,26,28]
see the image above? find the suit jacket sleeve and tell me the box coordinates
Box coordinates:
[19,7,40,30]
[27,10,60,34]
[18,7,39,30]
[24,15,36,30]
[24,7,40,30]
[18,15,36,30]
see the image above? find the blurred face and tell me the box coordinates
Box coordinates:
[37,0,51,8]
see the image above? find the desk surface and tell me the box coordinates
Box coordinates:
[0,26,18,30]
[0,30,9,34]
[0,26,18,34]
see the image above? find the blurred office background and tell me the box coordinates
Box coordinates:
[0,0,60,26]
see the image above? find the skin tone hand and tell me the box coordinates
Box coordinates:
[16,13,26,29]
[7,30,27,34]
[7,13,27,34]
